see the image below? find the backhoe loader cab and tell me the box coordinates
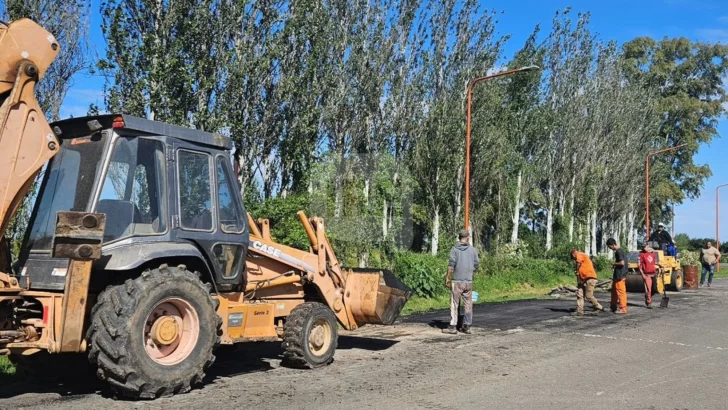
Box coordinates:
[19,114,250,293]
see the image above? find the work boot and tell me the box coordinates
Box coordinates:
[593,305,606,312]
[443,325,457,334]
[460,325,472,334]
[615,309,627,315]
[707,283,712,288]
[646,303,653,309]
[571,310,584,316]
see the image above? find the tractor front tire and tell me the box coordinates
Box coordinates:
[87,264,221,399]
[669,269,683,292]
[282,302,338,368]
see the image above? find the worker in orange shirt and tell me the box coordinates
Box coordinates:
[607,238,628,314]
[570,249,605,315]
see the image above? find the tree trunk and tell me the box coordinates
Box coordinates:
[382,199,388,239]
[628,208,637,251]
[602,220,611,257]
[431,208,440,256]
[545,180,554,251]
[590,209,597,256]
[511,169,522,244]
[358,248,369,268]
[363,178,370,207]
[334,149,345,219]
[568,191,575,243]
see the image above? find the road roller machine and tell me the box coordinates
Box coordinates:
[625,245,683,294]
[0,18,411,400]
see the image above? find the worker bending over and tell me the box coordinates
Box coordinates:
[570,250,605,315]
[638,243,656,309]
[607,238,628,314]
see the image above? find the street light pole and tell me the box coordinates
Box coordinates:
[716,184,728,272]
[645,144,687,241]
[464,65,540,231]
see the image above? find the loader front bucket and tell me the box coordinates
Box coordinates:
[344,268,412,327]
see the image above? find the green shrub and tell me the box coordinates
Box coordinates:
[475,253,573,291]
[544,241,582,261]
[592,254,611,273]
[246,195,311,249]
[393,251,447,298]
[678,250,700,267]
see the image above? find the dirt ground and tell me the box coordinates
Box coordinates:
[3,279,727,410]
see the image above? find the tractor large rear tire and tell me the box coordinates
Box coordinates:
[282,302,338,368]
[87,264,221,399]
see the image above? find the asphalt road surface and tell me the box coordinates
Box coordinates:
[3,280,728,410]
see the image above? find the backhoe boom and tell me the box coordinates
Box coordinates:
[0,19,60,245]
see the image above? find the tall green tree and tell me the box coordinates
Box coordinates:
[622,38,728,232]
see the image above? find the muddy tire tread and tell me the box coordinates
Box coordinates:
[86,265,221,399]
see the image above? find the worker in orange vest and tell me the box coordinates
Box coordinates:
[570,249,605,315]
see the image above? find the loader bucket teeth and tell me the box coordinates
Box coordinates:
[345,268,412,326]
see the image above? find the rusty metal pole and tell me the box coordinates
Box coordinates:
[716,184,728,272]
[464,65,540,232]
[644,144,687,242]
[645,155,650,241]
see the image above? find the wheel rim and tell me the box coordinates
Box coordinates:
[676,272,683,288]
[308,318,332,357]
[143,298,200,366]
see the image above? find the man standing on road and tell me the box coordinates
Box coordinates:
[700,241,721,287]
[650,223,674,252]
[444,230,480,335]
[639,243,656,309]
[570,249,605,315]
[607,238,628,314]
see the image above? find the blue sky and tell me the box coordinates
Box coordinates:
[61,0,728,238]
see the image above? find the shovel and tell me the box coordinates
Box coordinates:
[659,273,669,308]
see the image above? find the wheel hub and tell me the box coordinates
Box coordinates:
[143,298,200,366]
[151,316,179,346]
[310,325,325,349]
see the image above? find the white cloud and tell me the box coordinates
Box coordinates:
[66,88,104,102]
[697,28,728,43]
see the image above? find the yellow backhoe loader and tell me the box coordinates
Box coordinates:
[0,19,410,399]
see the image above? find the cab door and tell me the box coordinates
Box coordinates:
[173,143,248,290]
